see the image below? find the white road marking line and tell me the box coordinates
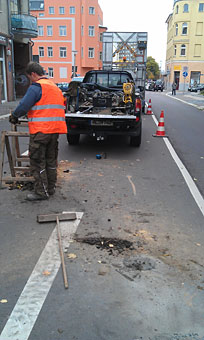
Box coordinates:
[0,212,83,340]
[152,114,204,217]
[22,150,29,156]
[127,175,136,196]
[0,114,10,120]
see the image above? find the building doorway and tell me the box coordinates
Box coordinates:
[174,71,180,90]
[0,46,7,103]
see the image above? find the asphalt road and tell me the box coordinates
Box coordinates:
[0,96,204,340]
[146,91,204,196]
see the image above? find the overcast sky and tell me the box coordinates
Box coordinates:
[98,0,174,70]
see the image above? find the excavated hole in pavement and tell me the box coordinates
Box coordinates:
[75,237,134,255]
[123,256,156,271]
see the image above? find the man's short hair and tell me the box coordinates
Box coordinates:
[25,62,44,76]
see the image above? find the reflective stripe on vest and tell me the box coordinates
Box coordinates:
[28,117,65,122]
[30,104,65,110]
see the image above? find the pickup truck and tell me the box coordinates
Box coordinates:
[64,70,142,147]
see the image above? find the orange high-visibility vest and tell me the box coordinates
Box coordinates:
[27,79,67,134]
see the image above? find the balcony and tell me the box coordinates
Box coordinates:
[11,13,38,39]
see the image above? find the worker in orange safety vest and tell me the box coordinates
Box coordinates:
[9,62,67,201]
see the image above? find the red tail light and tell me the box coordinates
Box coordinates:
[64,97,67,110]
[135,98,141,112]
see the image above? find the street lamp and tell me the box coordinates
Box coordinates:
[72,50,78,78]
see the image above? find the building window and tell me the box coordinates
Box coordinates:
[81,6,84,14]
[89,26,95,37]
[60,47,67,58]
[174,45,177,56]
[70,6,75,14]
[39,47,44,57]
[48,47,53,57]
[100,33,103,42]
[196,22,203,35]
[59,26,67,36]
[48,67,54,78]
[49,6,54,14]
[88,47,94,58]
[180,44,186,56]
[182,22,188,35]
[39,13,44,17]
[60,67,67,79]
[194,44,201,56]
[176,5,179,14]
[59,6,65,14]
[175,23,178,36]
[38,26,44,36]
[47,26,53,36]
[89,6,95,14]
[81,25,84,36]
[199,3,204,11]
[99,51,103,60]
[81,47,83,58]
[183,4,189,12]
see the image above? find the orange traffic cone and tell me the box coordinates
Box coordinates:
[153,110,168,137]
[146,99,153,115]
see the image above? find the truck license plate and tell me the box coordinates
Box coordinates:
[91,120,113,126]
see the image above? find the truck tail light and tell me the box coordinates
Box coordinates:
[135,98,141,112]
[64,97,67,110]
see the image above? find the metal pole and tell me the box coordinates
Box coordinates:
[73,53,76,77]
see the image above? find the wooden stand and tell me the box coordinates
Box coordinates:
[0,120,34,186]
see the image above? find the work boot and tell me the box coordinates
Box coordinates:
[26,193,49,201]
[48,187,55,196]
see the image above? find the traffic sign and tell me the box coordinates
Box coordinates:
[183,71,188,78]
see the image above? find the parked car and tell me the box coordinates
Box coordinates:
[188,84,204,92]
[145,81,155,91]
[71,76,84,82]
[154,80,164,92]
[56,82,69,92]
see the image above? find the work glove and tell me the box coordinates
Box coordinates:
[9,115,19,125]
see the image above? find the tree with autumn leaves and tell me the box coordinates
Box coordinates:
[146,56,160,80]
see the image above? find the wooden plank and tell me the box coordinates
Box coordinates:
[5,131,30,137]
[0,132,6,186]
[11,124,17,167]
[3,176,34,182]
[5,135,15,177]
[37,212,77,223]
[14,167,31,171]
[16,157,30,162]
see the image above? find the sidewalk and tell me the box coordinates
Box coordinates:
[166,90,204,110]
[0,100,21,118]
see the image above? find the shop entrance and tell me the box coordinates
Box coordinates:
[190,71,200,86]
[174,71,180,90]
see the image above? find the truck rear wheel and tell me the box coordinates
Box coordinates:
[67,134,80,145]
[130,131,141,147]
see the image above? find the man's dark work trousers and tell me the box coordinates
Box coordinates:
[29,133,59,197]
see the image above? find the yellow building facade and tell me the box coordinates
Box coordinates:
[166,0,204,90]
